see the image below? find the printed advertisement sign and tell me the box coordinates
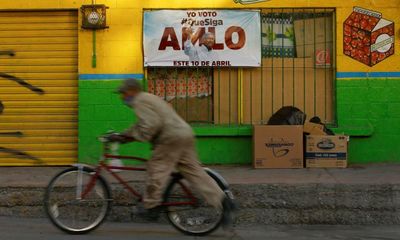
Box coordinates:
[143,10,261,67]
[343,7,395,66]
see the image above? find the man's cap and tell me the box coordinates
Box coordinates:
[116,78,142,93]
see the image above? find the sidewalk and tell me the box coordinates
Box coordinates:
[1,163,400,224]
[2,163,400,187]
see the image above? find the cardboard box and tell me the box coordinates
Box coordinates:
[305,135,348,168]
[262,13,295,57]
[253,125,303,169]
[304,122,327,135]
[294,16,333,67]
[343,7,394,66]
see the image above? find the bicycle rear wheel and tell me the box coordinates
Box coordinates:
[44,166,111,234]
[164,177,223,236]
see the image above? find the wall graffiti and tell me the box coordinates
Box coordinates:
[0,50,45,162]
[343,7,395,66]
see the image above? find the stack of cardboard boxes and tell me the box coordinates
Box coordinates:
[253,124,349,169]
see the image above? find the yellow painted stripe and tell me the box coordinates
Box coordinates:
[0,58,77,66]
[0,151,76,158]
[0,51,77,59]
[0,38,78,45]
[238,68,243,124]
[2,101,77,108]
[0,87,77,94]
[0,94,77,101]
[0,16,77,24]
[0,65,77,73]
[0,44,77,52]
[0,122,77,129]
[0,11,77,17]
[4,108,77,115]
[0,163,73,167]
[0,23,77,30]
[0,129,77,136]
[0,143,77,151]
[0,80,77,87]
[0,115,77,122]
[0,158,76,166]
[4,73,77,79]
[0,30,77,37]
[0,136,77,144]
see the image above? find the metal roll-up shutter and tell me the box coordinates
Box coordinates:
[0,11,78,166]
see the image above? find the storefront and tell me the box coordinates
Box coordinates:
[0,0,398,166]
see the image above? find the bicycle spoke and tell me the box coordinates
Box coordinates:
[165,178,223,235]
[44,168,110,234]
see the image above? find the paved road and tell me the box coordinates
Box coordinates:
[0,217,399,240]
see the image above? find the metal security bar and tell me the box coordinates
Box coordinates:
[146,8,336,126]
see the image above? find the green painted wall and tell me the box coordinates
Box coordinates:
[78,80,252,165]
[79,78,400,165]
[337,78,400,163]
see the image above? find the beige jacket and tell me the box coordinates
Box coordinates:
[124,92,194,144]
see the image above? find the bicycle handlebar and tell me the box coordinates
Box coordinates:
[98,132,135,143]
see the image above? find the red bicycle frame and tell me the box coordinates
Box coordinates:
[80,140,197,207]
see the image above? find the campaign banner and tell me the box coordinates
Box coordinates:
[143,10,261,67]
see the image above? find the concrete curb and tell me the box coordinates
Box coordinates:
[1,182,399,225]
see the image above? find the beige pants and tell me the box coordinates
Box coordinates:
[143,137,225,209]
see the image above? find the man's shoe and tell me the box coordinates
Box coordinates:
[136,203,162,221]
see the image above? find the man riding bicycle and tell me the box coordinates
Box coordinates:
[108,78,234,227]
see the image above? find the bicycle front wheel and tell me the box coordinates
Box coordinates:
[44,166,111,234]
[164,177,223,236]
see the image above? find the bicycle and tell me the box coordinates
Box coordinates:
[43,133,236,236]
